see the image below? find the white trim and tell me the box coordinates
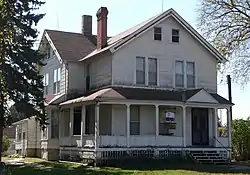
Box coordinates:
[157,58,160,86]
[81,105,86,147]
[145,57,149,86]
[44,32,63,64]
[214,107,218,147]
[109,9,226,63]
[126,104,130,147]
[95,103,100,149]
[182,106,186,147]
[155,105,159,136]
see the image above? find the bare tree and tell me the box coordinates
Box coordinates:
[197,0,250,83]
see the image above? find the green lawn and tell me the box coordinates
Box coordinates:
[2,158,250,175]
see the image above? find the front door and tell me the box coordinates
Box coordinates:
[192,108,209,146]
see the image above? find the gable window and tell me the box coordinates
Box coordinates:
[43,73,49,95]
[148,58,157,85]
[187,62,195,88]
[172,29,179,43]
[86,64,90,90]
[51,110,59,139]
[154,27,162,41]
[53,68,61,94]
[130,106,140,135]
[17,125,22,141]
[136,57,146,85]
[175,61,184,88]
[73,107,82,135]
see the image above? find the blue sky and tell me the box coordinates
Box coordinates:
[37,0,250,120]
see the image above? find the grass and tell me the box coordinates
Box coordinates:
[1,157,250,175]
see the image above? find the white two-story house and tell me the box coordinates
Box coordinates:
[37,7,233,163]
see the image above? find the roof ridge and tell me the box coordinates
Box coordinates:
[45,29,85,35]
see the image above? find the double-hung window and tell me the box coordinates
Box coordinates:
[148,58,157,85]
[172,29,179,43]
[73,107,82,135]
[154,27,162,41]
[43,73,49,95]
[62,109,70,137]
[186,62,195,88]
[130,106,140,135]
[51,110,59,139]
[136,57,146,85]
[175,61,184,88]
[53,68,61,94]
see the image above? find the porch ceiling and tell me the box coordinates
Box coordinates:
[59,86,233,106]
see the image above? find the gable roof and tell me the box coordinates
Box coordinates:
[60,86,233,106]
[80,8,226,63]
[41,30,97,62]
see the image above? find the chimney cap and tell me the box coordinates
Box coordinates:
[96,7,109,18]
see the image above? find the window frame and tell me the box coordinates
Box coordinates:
[130,106,140,135]
[148,57,158,86]
[51,110,59,139]
[136,56,146,85]
[186,61,196,88]
[175,60,184,88]
[73,107,82,136]
[172,29,180,43]
[154,27,162,41]
[53,68,61,94]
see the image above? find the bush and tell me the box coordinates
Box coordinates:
[8,154,20,158]
[2,135,10,153]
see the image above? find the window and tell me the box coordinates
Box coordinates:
[159,108,176,136]
[22,132,26,140]
[136,57,145,85]
[148,58,157,85]
[175,61,184,88]
[130,106,140,135]
[53,68,61,94]
[154,27,162,41]
[42,127,48,139]
[17,125,22,141]
[172,29,179,43]
[73,107,82,135]
[63,109,70,137]
[51,110,59,139]
[43,73,49,95]
[187,62,195,88]
[85,106,94,135]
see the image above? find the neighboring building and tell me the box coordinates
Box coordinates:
[12,116,41,157]
[3,126,16,155]
[34,7,233,163]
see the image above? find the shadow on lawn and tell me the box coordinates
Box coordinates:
[5,162,131,175]
[102,158,250,174]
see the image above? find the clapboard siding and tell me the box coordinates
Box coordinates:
[112,16,217,92]
[27,118,41,149]
[88,52,112,89]
[68,62,85,93]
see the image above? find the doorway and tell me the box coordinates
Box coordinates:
[191,108,209,146]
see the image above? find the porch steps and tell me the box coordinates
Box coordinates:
[188,150,229,165]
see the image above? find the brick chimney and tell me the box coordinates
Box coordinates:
[82,15,92,35]
[96,7,108,49]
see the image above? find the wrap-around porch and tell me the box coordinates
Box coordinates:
[58,101,231,150]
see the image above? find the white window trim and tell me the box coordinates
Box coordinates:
[53,67,61,95]
[171,29,180,43]
[134,57,159,86]
[173,60,196,89]
[154,27,162,41]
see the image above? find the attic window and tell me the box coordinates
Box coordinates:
[154,27,162,41]
[172,29,179,43]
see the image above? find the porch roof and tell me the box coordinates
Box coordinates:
[59,87,233,106]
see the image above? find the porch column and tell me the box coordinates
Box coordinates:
[182,106,186,147]
[81,105,86,147]
[126,104,130,147]
[155,105,159,136]
[227,108,232,148]
[95,103,100,149]
[69,107,74,137]
[214,108,218,147]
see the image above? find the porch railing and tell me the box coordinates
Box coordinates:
[213,136,229,151]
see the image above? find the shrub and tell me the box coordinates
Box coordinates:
[2,136,10,153]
